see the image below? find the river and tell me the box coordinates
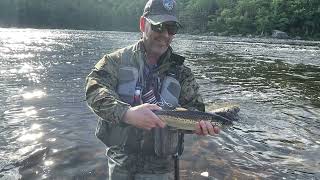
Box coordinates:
[0,28,319,180]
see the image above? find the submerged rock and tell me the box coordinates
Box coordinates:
[0,147,49,173]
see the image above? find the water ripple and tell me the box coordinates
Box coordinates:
[1,28,319,179]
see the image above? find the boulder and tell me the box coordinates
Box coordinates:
[272,30,289,39]
[208,32,215,36]
[246,34,253,38]
[294,36,302,40]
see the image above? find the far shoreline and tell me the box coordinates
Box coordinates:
[1,25,319,42]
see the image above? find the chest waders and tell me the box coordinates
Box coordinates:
[116,64,182,180]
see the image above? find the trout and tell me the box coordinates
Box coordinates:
[153,108,235,131]
[210,103,240,121]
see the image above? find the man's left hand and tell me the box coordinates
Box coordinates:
[194,120,220,136]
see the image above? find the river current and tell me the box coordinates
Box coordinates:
[0,28,319,179]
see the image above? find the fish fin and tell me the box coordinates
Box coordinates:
[174,107,188,111]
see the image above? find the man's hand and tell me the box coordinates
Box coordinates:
[194,120,220,136]
[122,103,166,130]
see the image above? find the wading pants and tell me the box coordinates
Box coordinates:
[108,159,175,180]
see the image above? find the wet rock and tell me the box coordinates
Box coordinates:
[179,169,190,180]
[218,32,229,36]
[246,34,253,38]
[191,29,201,35]
[193,158,209,170]
[230,34,242,37]
[272,30,289,39]
[208,32,215,36]
[179,159,192,170]
[206,156,227,168]
[225,168,261,180]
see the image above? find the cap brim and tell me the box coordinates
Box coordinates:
[146,15,181,26]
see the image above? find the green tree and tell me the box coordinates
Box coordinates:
[180,0,219,32]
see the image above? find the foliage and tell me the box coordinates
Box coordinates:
[208,0,320,38]
[0,0,319,39]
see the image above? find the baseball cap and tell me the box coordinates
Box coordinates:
[142,0,181,26]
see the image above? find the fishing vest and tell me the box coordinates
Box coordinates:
[96,42,185,158]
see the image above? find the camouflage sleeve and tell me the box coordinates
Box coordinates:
[85,54,131,124]
[178,65,205,112]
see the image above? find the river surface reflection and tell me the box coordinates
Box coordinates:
[0,28,319,179]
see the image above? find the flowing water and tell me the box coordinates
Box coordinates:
[0,28,319,180]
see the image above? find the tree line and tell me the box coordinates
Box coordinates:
[0,0,319,39]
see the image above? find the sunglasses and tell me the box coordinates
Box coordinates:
[145,18,179,35]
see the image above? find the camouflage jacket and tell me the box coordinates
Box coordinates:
[85,40,204,172]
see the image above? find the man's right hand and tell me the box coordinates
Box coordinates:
[122,103,166,130]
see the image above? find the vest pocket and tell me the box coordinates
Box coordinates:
[117,66,139,104]
[160,76,181,107]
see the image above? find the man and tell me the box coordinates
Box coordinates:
[85,0,219,179]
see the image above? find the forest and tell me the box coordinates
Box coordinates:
[0,0,319,39]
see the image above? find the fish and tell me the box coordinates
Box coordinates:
[210,103,240,121]
[153,108,235,131]
[210,103,240,114]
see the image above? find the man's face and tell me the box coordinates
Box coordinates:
[142,18,177,56]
